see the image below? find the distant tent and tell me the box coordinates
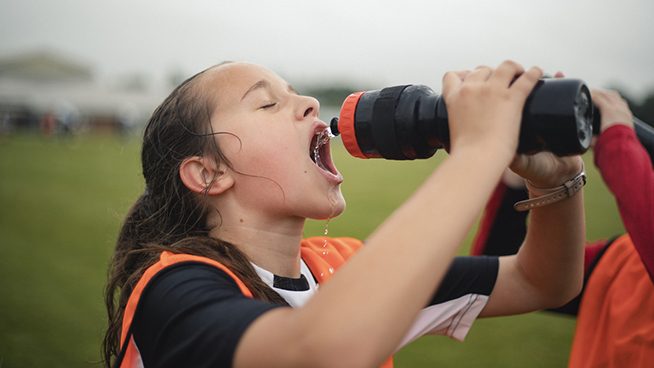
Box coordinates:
[0,49,163,135]
[0,50,93,84]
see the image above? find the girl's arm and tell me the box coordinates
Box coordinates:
[470,172,604,316]
[480,153,585,316]
[477,70,585,316]
[234,61,543,368]
[593,89,654,280]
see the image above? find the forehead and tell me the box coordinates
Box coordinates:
[203,62,286,106]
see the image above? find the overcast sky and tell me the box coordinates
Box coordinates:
[1,0,653,99]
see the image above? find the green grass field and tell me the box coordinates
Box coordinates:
[0,134,624,367]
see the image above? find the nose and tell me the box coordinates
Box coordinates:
[295,95,320,121]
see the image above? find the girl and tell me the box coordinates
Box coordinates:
[104,60,585,367]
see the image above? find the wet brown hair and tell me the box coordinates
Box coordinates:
[102,64,288,367]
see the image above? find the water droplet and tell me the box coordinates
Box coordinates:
[328,267,334,274]
[321,218,331,248]
[323,220,330,236]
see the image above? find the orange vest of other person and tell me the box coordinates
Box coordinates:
[117,237,394,368]
[569,234,654,367]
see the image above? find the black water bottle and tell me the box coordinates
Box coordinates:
[330,79,593,160]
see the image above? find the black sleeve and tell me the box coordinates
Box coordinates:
[132,263,283,368]
[481,186,529,256]
[430,256,499,306]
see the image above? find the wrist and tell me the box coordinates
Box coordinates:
[601,120,634,133]
[514,162,586,212]
[525,157,584,188]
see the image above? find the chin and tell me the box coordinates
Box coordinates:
[307,197,346,220]
[327,200,346,219]
[328,193,346,217]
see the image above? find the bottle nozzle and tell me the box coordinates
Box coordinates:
[329,117,340,137]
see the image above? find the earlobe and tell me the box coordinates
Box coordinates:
[179,156,234,195]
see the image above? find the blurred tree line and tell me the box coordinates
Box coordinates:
[303,86,359,108]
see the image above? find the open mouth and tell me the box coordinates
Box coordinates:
[309,130,338,176]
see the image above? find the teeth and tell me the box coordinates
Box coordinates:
[317,130,330,145]
[311,130,331,170]
[309,134,320,162]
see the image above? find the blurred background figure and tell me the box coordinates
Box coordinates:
[39,111,55,136]
[471,89,654,367]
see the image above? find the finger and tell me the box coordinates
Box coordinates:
[443,70,469,81]
[465,65,493,82]
[502,167,526,188]
[606,89,627,104]
[453,70,471,80]
[509,154,523,168]
[606,89,622,98]
[554,71,565,78]
[510,66,544,98]
[442,71,464,96]
[590,89,613,121]
[591,88,610,109]
[594,88,624,103]
[509,154,528,176]
[490,60,525,86]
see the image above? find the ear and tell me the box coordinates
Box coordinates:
[179,156,234,195]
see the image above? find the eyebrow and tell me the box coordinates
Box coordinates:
[241,79,299,101]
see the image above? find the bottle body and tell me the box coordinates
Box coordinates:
[332,79,594,160]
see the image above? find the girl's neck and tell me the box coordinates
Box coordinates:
[208,214,306,278]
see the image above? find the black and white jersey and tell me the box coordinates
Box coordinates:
[132,255,498,367]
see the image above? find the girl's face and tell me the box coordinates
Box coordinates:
[206,62,345,220]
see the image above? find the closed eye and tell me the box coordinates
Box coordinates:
[260,102,277,109]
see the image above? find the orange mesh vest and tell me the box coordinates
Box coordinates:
[569,234,654,367]
[116,237,393,368]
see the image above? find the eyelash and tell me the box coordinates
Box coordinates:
[260,102,277,109]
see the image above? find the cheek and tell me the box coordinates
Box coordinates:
[226,135,308,199]
[246,143,300,178]
[221,129,297,172]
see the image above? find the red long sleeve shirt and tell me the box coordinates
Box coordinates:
[594,124,654,281]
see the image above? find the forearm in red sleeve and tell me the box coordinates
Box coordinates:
[594,124,654,280]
